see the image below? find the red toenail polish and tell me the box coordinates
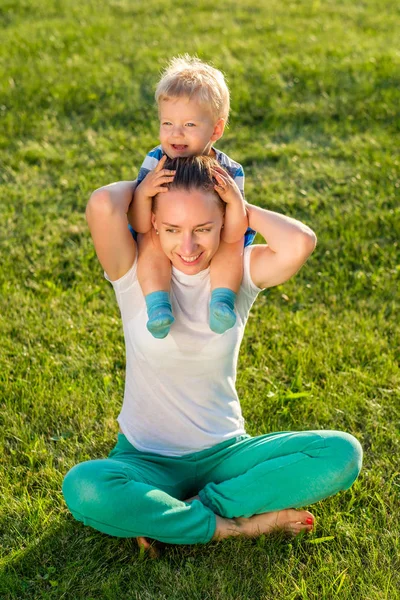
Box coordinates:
[306,518,313,525]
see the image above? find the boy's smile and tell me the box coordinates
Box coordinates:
[171,144,189,154]
[159,97,225,159]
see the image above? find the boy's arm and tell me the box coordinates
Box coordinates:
[213,167,248,243]
[128,181,154,233]
[128,155,175,233]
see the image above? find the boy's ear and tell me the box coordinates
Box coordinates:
[211,118,226,142]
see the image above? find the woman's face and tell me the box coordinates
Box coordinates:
[151,188,224,275]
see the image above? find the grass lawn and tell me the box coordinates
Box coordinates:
[0,0,399,598]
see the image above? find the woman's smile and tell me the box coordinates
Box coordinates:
[152,188,224,275]
[179,252,202,264]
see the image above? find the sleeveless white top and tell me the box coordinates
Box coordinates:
[106,246,261,456]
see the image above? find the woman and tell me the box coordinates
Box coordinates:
[62,156,362,551]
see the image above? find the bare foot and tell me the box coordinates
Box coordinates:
[185,495,200,503]
[136,496,200,556]
[214,509,315,540]
[136,536,160,559]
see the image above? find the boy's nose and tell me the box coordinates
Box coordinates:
[171,125,184,137]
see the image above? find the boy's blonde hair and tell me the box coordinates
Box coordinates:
[155,54,230,122]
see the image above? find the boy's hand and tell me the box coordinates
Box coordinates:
[212,166,248,243]
[137,154,175,198]
[212,166,243,206]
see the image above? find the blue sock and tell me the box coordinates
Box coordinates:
[145,291,174,339]
[209,288,237,334]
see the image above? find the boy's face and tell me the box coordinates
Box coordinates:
[159,97,224,159]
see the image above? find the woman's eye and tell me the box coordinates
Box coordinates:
[166,229,178,233]
[196,228,211,233]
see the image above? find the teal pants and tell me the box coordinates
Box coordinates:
[62,430,362,545]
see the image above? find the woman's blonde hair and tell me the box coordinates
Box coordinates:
[155,54,230,122]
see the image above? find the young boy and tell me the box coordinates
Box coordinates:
[129,55,256,339]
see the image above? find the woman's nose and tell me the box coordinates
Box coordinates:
[180,233,196,255]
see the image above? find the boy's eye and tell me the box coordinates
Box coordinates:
[162,121,172,126]
[185,123,196,127]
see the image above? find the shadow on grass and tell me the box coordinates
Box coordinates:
[2,516,298,600]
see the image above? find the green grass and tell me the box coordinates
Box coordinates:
[1,0,399,598]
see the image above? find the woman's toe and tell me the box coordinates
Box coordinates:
[136,536,160,558]
[293,509,315,525]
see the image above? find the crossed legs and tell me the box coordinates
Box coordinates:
[62,430,362,546]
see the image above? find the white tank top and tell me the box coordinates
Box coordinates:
[105,246,261,456]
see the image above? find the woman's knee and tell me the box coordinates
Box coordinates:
[324,431,363,489]
[62,459,111,517]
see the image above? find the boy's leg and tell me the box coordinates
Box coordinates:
[137,230,174,339]
[62,435,216,545]
[196,430,363,519]
[209,239,244,334]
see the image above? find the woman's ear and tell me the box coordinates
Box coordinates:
[151,212,157,229]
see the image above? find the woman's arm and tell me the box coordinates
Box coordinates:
[210,166,316,289]
[85,181,138,281]
[247,203,317,289]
